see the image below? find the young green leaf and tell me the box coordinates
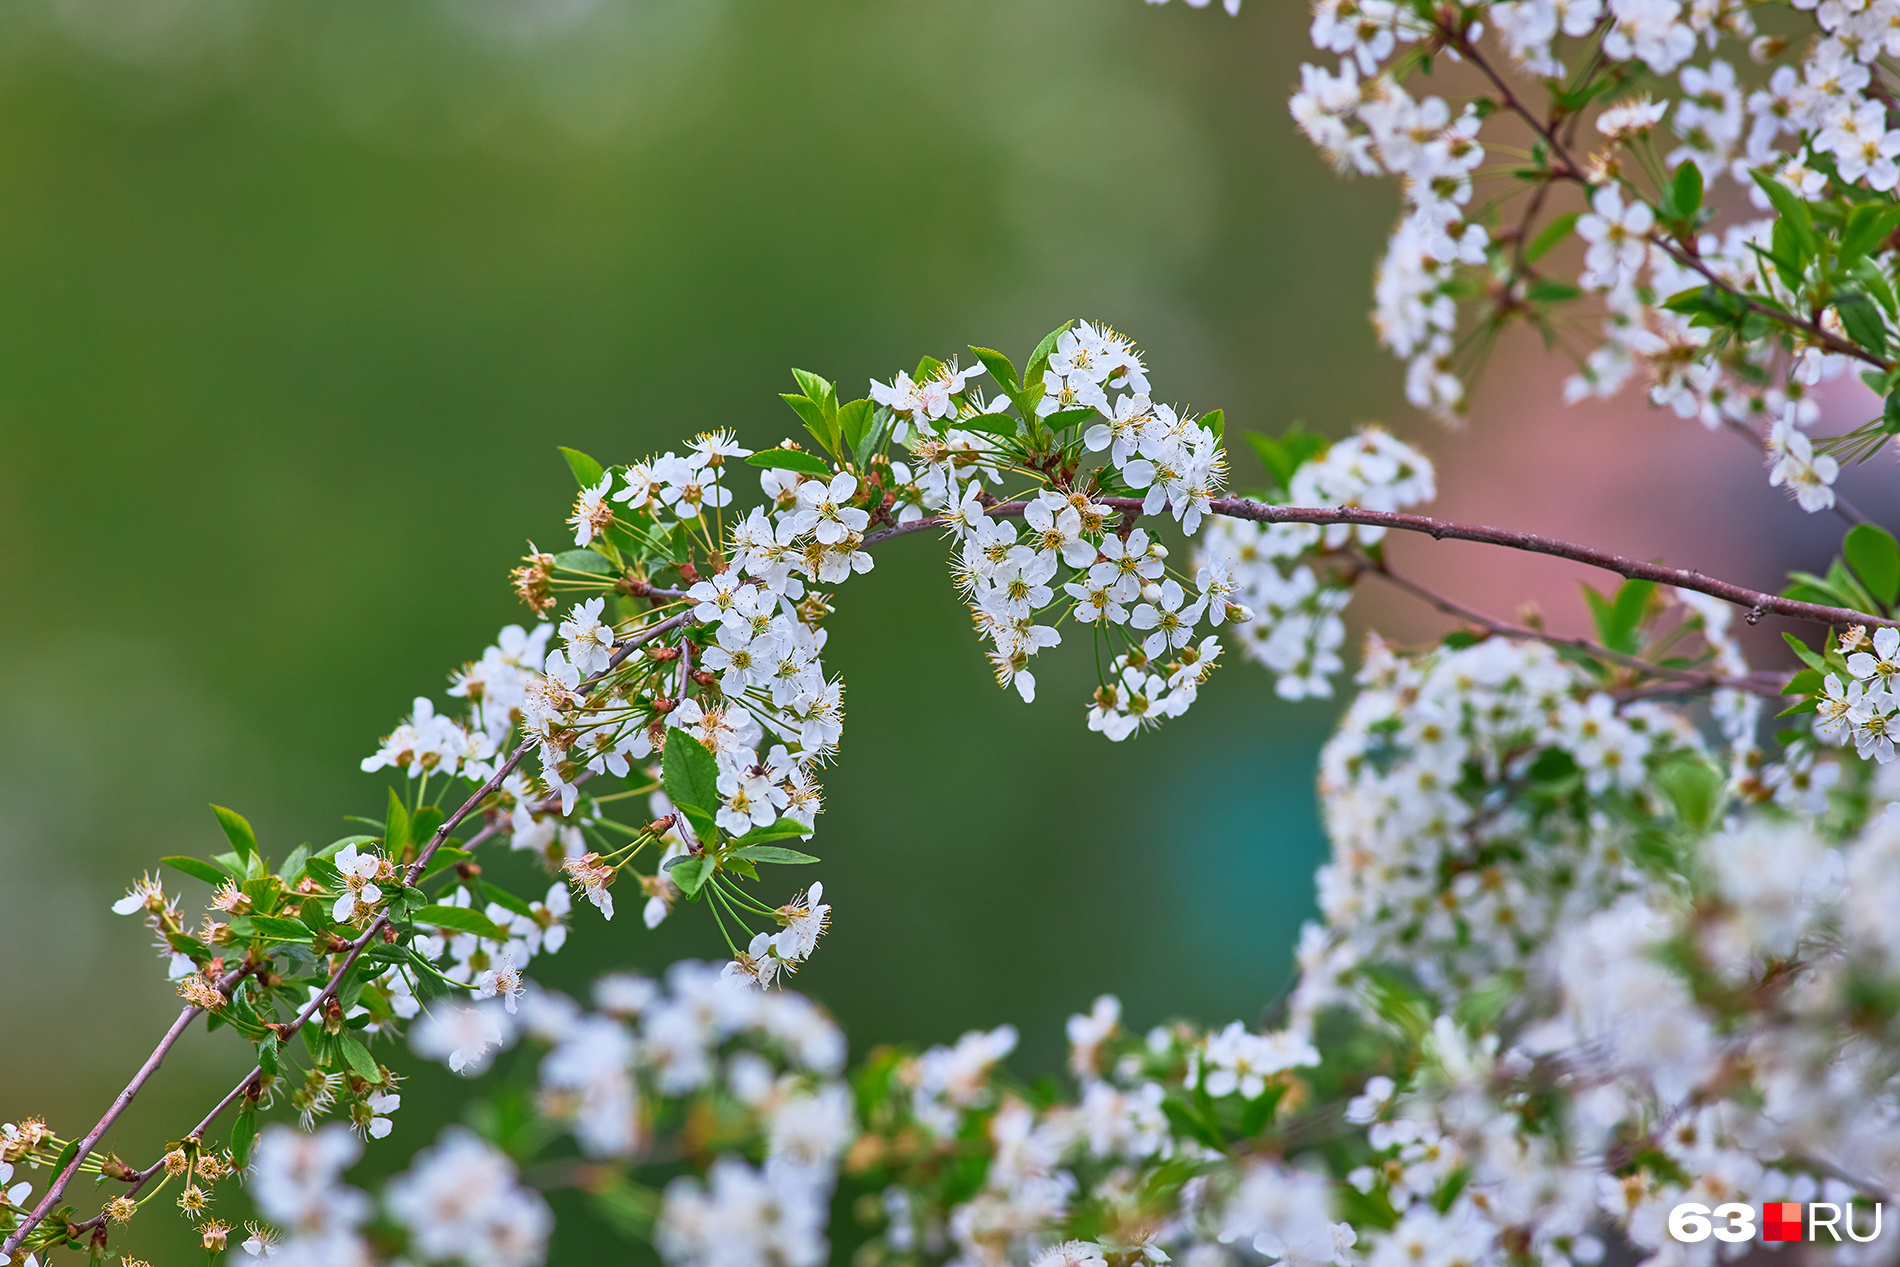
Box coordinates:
[412,905,508,940]
[552,549,616,576]
[668,854,710,898]
[386,788,412,860]
[969,346,1021,395]
[258,1031,280,1078]
[729,817,815,845]
[230,1109,258,1170]
[210,804,258,864]
[484,884,537,921]
[728,845,820,864]
[559,446,606,490]
[280,843,310,890]
[1782,632,1829,673]
[420,847,473,880]
[248,915,317,943]
[1667,160,1703,222]
[1844,521,1900,607]
[1524,211,1580,263]
[837,398,875,453]
[746,448,834,477]
[663,727,721,820]
[337,1035,381,1083]
[162,855,232,887]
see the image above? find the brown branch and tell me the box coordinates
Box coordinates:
[1445,28,1894,375]
[868,493,1891,628]
[1647,235,1893,371]
[1367,560,1795,696]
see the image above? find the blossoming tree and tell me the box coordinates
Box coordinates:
[8,1,1900,1265]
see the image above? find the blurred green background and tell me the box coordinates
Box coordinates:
[0,0,1407,1258]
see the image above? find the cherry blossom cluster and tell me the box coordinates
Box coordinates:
[238,1121,550,1266]
[1284,0,1900,518]
[871,323,1239,718]
[403,960,852,1267]
[22,287,1900,1267]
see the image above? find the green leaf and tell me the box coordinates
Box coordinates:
[420,847,472,880]
[165,931,211,957]
[559,446,606,490]
[1837,293,1890,357]
[407,949,455,1001]
[1583,579,1652,655]
[1526,279,1581,304]
[412,905,508,940]
[1237,1083,1287,1138]
[1782,667,1823,697]
[1020,321,1072,406]
[1782,632,1829,673]
[956,414,1021,437]
[1201,408,1224,440]
[280,843,311,890]
[663,727,721,819]
[484,884,536,921]
[51,1139,78,1180]
[258,1032,280,1078]
[211,804,258,864]
[1752,171,1817,258]
[162,855,231,887]
[790,369,838,425]
[1024,322,1069,375]
[1041,407,1101,431]
[779,393,837,454]
[337,1034,381,1083]
[552,549,615,576]
[1666,160,1703,222]
[319,835,377,859]
[729,845,820,864]
[1524,211,1580,263]
[837,398,875,453]
[1161,1098,1224,1151]
[668,854,710,898]
[969,346,1021,395]
[853,406,890,470]
[248,915,317,943]
[1845,522,1900,607]
[230,1109,258,1170]
[386,788,412,860]
[1841,201,1900,265]
[746,447,834,476]
[1656,754,1724,832]
[1243,424,1328,492]
[730,817,815,845]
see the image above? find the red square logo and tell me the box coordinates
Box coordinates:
[1763,1202,1803,1242]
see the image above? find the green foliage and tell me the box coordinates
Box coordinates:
[663,728,721,838]
[560,446,606,489]
[161,855,230,887]
[1582,578,1653,655]
[411,904,508,940]
[1844,522,1900,607]
[1244,423,1329,494]
[210,804,258,865]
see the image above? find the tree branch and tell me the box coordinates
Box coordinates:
[3,608,694,1255]
[1367,559,1793,696]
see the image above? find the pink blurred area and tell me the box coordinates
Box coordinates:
[1354,326,1898,667]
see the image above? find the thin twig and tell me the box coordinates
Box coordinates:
[1367,560,1795,696]
[3,610,694,1254]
